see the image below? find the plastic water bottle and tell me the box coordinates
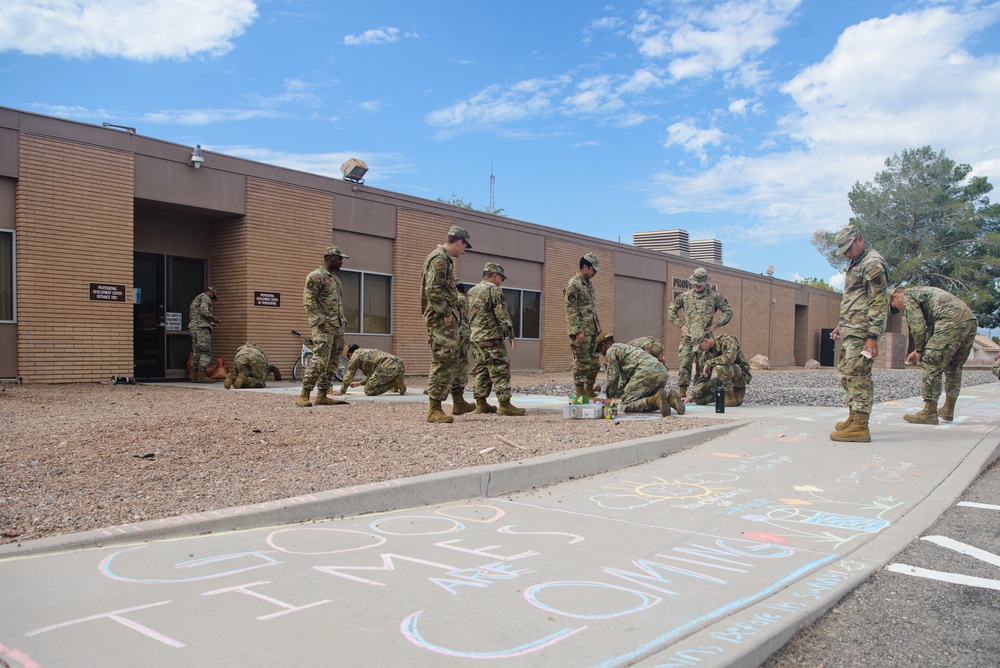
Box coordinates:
[715,379,725,413]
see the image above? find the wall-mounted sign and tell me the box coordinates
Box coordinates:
[89,283,126,302]
[254,291,281,308]
[166,312,183,331]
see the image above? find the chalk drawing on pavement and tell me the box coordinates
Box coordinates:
[591,472,743,510]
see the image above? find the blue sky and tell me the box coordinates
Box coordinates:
[3,0,1000,289]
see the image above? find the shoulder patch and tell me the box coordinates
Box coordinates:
[567,292,577,303]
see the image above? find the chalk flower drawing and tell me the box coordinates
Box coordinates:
[779,498,813,506]
[740,532,786,543]
[793,485,824,492]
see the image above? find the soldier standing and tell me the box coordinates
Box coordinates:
[667,268,732,399]
[829,225,889,442]
[686,331,752,406]
[188,287,220,383]
[339,345,406,396]
[296,245,350,407]
[564,253,602,398]
[890,286,977,424]
[224,342,269,389]
[448,283,476,416]
[468,262,525,416]
[421,225,472,423]
[595,333,683,416]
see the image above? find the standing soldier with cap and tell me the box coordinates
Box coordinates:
[421,225,472,423]
[189,286,220,383]
[668,267,733,400]
[565,252,602,399]
[595,333,683,416]
[296,245,350,407]
[468,262,525,416]
[890,285,977,424]
[829,225,889,442]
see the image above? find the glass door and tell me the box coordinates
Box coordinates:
[133,252,165,378]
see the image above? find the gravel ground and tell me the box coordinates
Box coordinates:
[2,367,996,546]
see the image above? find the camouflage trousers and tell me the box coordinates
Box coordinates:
[427,320,461,401]
[471,339,513,402]
[837,335,874,413]
[360,358,405,396]
[689,364,748,405]
[676,338,695,388]
[451,336,471,393]
[618,365,669,413]
[234,350,268,389]
[921,321,976,402]
[570,333,601,387]
[302,330,344,393]
[189,327,213,370]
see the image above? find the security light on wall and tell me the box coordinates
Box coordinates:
[341,157,368,184]
[190,145,205,169]
[766,265,774,277]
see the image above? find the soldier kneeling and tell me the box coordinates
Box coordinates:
[339,345,407,396]
[224,342,269,389]
[595,333,684,416]
[685,331,751,407]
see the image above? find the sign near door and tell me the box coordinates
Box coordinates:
[89,282,127,302]
[254,291,281,308]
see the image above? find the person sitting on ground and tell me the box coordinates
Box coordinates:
[595,333,684,416]
[627,336,666,364]
[685,330,752,407]
[224,341,268,389]
[339,345,406,396]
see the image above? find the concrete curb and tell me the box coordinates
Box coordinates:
[0,421,747,560]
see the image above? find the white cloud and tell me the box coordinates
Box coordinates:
[829,272,845,292]
[425,76,570,131]
[0,0,257,60]
[343,26,400,46]
[665,120,724,166]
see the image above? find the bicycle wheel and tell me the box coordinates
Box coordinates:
[293,353,313,381]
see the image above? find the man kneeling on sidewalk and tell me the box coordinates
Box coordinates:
[224,342,269,389]
[339,345,407,396]
[685,330,751,407]
[595,333,684,416]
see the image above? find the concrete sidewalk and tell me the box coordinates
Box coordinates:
[1,385,998,667]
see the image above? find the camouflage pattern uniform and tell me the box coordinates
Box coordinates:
[340,349,405,396]
[993,356,1000,381]
[421,245,462,401]
[688,333,751,405]
[302,264,346,393]
[468,276,516,402]
[667,270,733,391]
[604,342,670,413]
[564,262,601,388]
[837,245,889,414]
[451,289,472,395]
[233,342,268,389]
[188,290,218,372]
[901,286,977,403]
[627,336,666,363]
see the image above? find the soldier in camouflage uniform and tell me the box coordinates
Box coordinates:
[595,333,683,416]
[468,262,525,416]
[224,342,269,389]
[686,331,751,406]
[565,252,602,398]
[188,287,220,383]
[829,226,889,443]
[627,336,666,364]
[890,286,977,424]
[667,268,733,399]
[421,225,472,423]
[296,246,350,407]
[339,344,406,396]
[448,283,476,416]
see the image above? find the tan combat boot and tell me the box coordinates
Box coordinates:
[831,411,871,442]
[585,383,598,400]
[667,390,685,415]
[654,389,671,417]
[939,396,957,422]
[196,369,217,384]
[835,408,855,431]
[451,391,476,416]
[498,400,526,416]
[234,372,247,389]
[904,400,939,425]
[224,372,236,389]
[392,375,407,395]
[734,386,746,406]
[314,389,337,406]
[475,397,497,414]
[295,389,313,407]
[678,384,689,401]
[724,388,739,407]
[574,384,586,400]
[427,398,454,424]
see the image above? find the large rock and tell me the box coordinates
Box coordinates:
[804,359,822,369]
[749,354,771,370]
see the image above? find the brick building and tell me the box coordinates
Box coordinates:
[1,106,883,384]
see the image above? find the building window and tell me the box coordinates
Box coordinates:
[502,287,541,339]
[341,270,392,335]
[0,230,13,322]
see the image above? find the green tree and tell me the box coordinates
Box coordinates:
[437,193,507,217]
[797,277,841,293]
[813,146,1000,327]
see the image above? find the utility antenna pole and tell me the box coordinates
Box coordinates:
[489,163,496,213]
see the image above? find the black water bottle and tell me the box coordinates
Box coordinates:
[715,379,725,413]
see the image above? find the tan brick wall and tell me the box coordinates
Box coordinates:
[16,135,134,382]
[393,209,457,375]
[541,240,615,372]
[211,178,334,379]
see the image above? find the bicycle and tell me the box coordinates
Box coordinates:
[291,330,351,382]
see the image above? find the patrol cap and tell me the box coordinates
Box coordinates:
[324,245,350,259]
[595,332,614,348]
[582,252,600,272]
[834,225,859,255]
[449,225,472,248]
[690,328,711,343]
[205,287,219,300]
[484,262,506,279]
[689,268,710,286]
